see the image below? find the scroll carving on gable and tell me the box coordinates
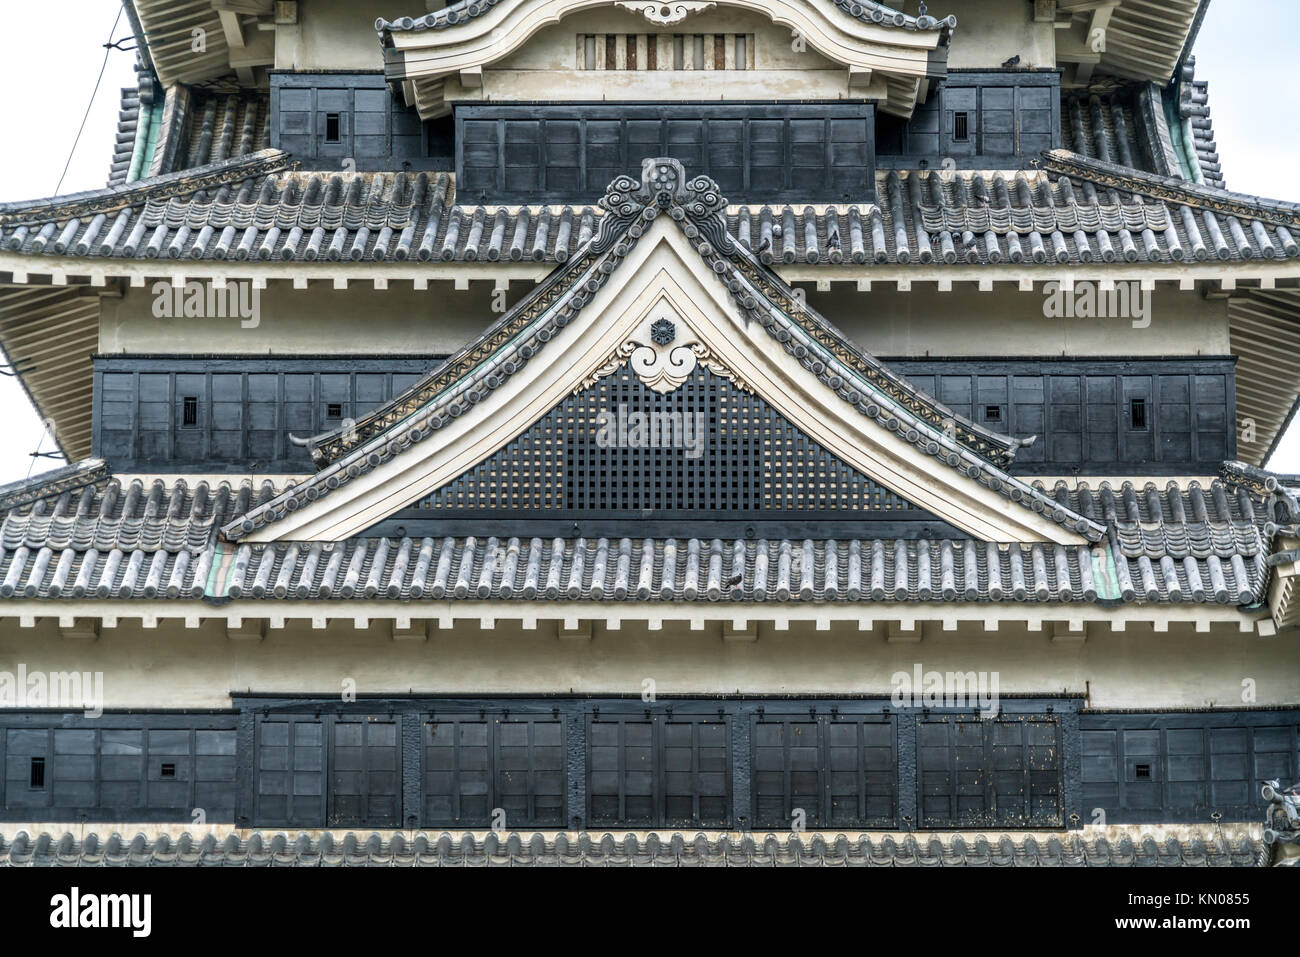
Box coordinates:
[582,306,750,394]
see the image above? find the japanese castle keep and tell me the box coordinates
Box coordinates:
[0,0,1298,867]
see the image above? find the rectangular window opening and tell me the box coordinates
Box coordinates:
[984,404,1002,422]
[1130,397,1147,430]
[953,112,970,143]
[327,402,343,420]
[160,762,176,778]
[30,756,45,788]
[325,112,341,143]
[1134,763,1151,779]
[181,395,198,428]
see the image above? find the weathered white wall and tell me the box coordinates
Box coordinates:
[97,281,1231,359]
[278,0,391,71]
[943,0,1057,70]
[2,616,1294,711]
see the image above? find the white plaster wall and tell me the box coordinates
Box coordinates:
[943,0,1056,70]
[2,617,1296,711]
[97,282,1231,359]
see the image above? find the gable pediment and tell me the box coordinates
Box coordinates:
[378,0,953,118]
[226,159,1103,546]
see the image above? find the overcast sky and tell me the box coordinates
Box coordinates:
[0,0,1297,484]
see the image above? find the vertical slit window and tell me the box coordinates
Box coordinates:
[30,756,45,788]
[1130,397,1147,430]
[953,112,970,143]
[181,396,199,428]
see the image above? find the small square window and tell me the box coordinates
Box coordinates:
[30,756,45,788]
[1135,763,1151,779]
[324,112,341,143]
[984,404,1002,423]
[181,396,199,428]
[160,763,176,778]
[326,402,343,420]
[1129,397,1147,430]
[953,111,970,143]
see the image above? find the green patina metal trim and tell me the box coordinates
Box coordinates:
[204,542,225,599]
[1092,544,1122,601]
[1162,83,1201,185]
[128,100,165,184]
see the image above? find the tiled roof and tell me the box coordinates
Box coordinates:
[152,90,269,179]
[0,473,1278,606]
[0,829,1264,867]
[1061,83,1179,180]
[106,59,159,187]
[4,153,1297,268]
[1179,56,1225,190]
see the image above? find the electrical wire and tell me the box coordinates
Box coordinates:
[53,4,126,195]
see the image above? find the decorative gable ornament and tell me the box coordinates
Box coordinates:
[585,309,749,394]
[614,1,717,25]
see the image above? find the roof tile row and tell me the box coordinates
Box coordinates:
[4,160,1295,268]
[0,829,1263,867]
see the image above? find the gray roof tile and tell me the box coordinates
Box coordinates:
[5,157,1297,268]
[0,472,1278,606]
[0,829,1264,867]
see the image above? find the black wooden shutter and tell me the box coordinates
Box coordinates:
[255,715,326,828]
[423,712,566,828]
[587,713,731,828]
[329,715,400,828]
[751,714,895,828]
[917,716,1062,828]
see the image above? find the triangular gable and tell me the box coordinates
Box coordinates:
[224,159,1104,545]
[362,360,961,538]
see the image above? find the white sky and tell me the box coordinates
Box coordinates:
[0,0,1297,485]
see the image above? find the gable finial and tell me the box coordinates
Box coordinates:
[595,157,735,255]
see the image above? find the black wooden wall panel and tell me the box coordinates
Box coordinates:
[1080,712,1300,824]
[94,356,1233,478]
[876,71,1061,169]
[94,356,439,473]
[917,715,1063,828]
[254,714,325,828]
[423,712,565,828]
[751,714,896,828]
[7,704,1296,830]
[586,713,730,828]
[884,357,1236,475]
[456,103,876,204]
[330,716,400,828]
[269,72,448,170]
[1,716,237,823]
